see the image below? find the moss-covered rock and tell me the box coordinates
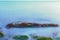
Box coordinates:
[32,35,52,40]
[13,35,29,40]
[0,32,4,37]
[37,37,52,40]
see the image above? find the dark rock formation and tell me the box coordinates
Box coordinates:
[20,23,32,27]
[6,23,14,28]
[48,24,59,27]
[6,22,59,28]
[32,23,40,26]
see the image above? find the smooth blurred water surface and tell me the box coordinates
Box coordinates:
[0,1,60,40]
[0,27,59,40]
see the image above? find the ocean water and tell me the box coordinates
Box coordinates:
[0,27,59,40]
[0,1,60,40]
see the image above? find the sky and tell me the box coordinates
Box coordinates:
[0,1,60,27]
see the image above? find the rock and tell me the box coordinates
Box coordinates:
[48,24,59,27]
[6,22,59,28]
[32,23,40,26]
[6,23,14,28]
[19,23,33,27]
